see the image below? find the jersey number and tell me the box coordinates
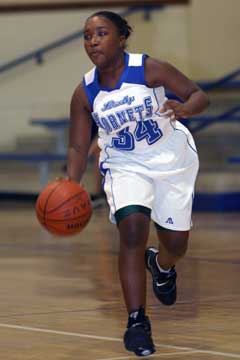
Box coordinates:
[112,120,162,150]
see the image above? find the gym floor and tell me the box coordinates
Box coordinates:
[0,197,239,359]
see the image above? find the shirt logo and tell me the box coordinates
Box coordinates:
[101,95,135,112]
[92,96,153,135]
[165,217,174,224]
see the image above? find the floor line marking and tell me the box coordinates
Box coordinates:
[0,323,121,342]
[0,323,239,358]
[96,350,199,360]
[155,343,240,358]
[197,350,240,359]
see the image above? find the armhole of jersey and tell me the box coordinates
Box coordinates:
[142,54,149,86]
[82,77,93,111]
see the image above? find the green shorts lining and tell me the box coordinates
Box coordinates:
[115,205,151,225]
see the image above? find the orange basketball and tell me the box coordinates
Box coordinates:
[35,179,92,236]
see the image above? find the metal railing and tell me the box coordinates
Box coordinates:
[1,5,239,91]
[0,6,159,74]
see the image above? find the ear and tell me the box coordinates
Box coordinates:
[119,35,127,49]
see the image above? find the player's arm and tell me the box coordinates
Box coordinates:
[67,83,92,182]
[145,57,209,119]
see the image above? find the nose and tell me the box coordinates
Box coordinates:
[90,34,99,47]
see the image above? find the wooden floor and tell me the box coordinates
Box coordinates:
[0,203,239,359]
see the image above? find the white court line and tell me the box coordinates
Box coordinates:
[0,323,239,359]
[195,350,240,359]
[0,323,121,342]
[97,350,198,360]
[155,343,240,359]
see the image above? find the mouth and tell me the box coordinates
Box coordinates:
[90,50,103,58]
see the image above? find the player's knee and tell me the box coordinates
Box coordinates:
[119,216,149,250]
[121,233,143,250]
[121,225,146,249]
[117,207,150,250]
[162,232,189,259]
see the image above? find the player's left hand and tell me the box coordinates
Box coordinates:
[159,100,191,120]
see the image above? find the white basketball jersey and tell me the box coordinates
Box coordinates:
[83,53,177,152]
[82,52,196,177]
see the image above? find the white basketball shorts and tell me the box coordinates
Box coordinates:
[102,122,199,231]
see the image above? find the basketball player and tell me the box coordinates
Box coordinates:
[67,11,209,357]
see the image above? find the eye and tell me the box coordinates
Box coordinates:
[97,30,108,37]
[84,33,91,41]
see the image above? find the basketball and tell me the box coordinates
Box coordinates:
[35,179,92,236]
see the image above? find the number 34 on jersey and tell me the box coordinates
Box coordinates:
[112,119,163,150]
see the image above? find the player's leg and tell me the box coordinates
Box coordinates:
[155,225,189,269]
[116,208,155,356]
[146,227,189,305]
[116,209,151,312]
[104,170,155,356]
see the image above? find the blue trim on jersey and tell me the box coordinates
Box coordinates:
[100,166,117,214]
[170,121,198,154]
[82,70,99,109]
[99,144,113,176]
[126,53,148,86]
[83,53,148,111]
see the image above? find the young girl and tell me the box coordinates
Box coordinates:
[67,11,209,357]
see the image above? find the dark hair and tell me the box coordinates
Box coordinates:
[89,11,133,39]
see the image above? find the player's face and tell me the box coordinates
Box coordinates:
[83,16,126,68]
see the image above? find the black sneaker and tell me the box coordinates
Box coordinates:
[145,247,177,306]
[90,192,106,209]
[124,308,156,357]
